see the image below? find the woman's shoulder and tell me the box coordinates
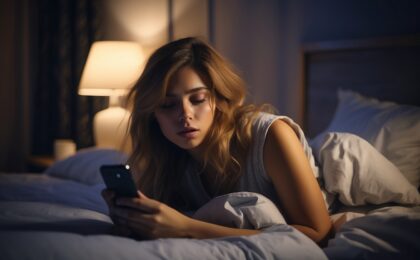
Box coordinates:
[253,111,280,122]
[251,112,282,133]
[252,112,303,137]
[250,112,308,149]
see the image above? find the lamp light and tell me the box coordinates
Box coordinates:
[78,41,144,150]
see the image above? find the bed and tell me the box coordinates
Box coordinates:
[302,34,420,259]
[0,149,325,260]
[1,35,420,259]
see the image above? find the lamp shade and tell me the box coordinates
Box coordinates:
[78,41,144,96]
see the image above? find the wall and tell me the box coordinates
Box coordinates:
[102,0,209,60]
[212,0,420,124]
[172,0,209,40]
[213,0,284,113]
[102,0,169,59]
[287,0,420,123]
[302,0,420,42]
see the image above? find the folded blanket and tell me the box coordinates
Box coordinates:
[193,192,286,229]
[311,132,420,206]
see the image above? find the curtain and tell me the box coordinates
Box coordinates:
[0,0,31,172]
[32,0,107,155]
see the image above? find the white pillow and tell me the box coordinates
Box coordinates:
[323,89,420,188]
[311,132,420,206]
[193,192,286,229]
[45,147,128,185]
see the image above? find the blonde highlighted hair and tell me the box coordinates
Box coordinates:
[127,37,272,207]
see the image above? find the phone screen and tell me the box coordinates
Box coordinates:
[100,164,138,197]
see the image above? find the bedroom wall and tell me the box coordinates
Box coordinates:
[102,0,209,60]
[284,0,420,124]
[212,0,420,125]
[301,0,420,42]
[212,0,284,114]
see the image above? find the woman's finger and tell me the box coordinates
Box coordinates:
[113,207,160,227]
[113,215,129,226]
[116,195,161,213]
[101,189,115,205]
[122,219,156,239]
[111,224,134,237]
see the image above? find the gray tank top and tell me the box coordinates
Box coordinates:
[181,112,329,210]
[239,112,321,207]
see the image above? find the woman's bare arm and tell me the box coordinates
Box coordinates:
[187,219,260,238]
[103,189,261,239]
[263,119,332,244]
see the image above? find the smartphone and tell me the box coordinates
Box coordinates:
[100,164,138,197]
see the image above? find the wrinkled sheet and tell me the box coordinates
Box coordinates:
[0,173,326,260]
[2,172,419,259]
[326,206,420,259]
[311,132,420,206]
[0,173,108,214]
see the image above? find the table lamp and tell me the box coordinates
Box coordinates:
[78,41,144,150]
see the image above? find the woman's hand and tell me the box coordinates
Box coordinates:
[101,189,193,239]
[102,189,135,237]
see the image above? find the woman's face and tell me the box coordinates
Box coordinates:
[154,66,216,158]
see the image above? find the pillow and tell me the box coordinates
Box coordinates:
[193,192,286,229]
[45,147,128,185]
[321,89,420,188]
[311,132,420,206]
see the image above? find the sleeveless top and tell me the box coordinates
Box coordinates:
[181,112,330,211]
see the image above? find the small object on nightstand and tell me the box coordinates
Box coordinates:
[54,139,76,160]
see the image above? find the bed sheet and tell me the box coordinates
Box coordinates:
[327,205,420,259]
[0,173,326,260]
[1,172,419,259]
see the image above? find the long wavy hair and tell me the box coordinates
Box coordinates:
[127,37,269,207]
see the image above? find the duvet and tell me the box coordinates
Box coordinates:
[0,174,325,260]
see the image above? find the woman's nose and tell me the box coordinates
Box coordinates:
[178,100,193,122]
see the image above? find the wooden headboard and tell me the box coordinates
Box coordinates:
[302,35,420,138]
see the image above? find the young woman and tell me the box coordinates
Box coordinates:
[102,37,332,245]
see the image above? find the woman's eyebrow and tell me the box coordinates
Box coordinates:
[166,86,209,97]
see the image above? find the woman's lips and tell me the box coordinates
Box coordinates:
[177,128,199,139]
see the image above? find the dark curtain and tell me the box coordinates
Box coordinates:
[32,0,108,155]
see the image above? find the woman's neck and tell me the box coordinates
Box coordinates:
[188,145,206,163]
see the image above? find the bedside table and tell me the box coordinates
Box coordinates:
[27,155,55,172]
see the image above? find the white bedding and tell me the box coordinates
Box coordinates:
[1,172,419,259]
[326,206,420,259]
[0,226,321,260]
[308,90,420,259]
[311,132,420,206]
[0,173,108,214]
[0,199,322,260]
[0,173,326,260]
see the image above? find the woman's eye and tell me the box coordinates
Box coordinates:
[191,94,207,104]
[191,98,206,104]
